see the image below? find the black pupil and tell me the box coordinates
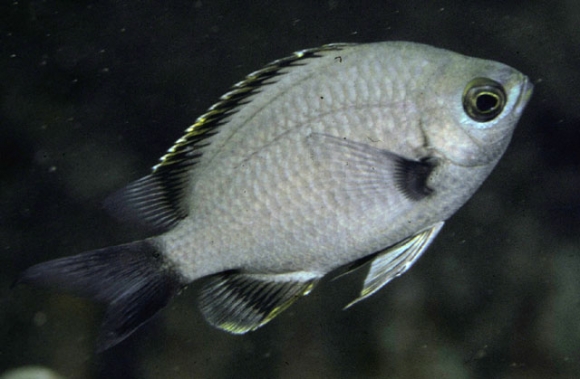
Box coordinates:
[476,93,499,113]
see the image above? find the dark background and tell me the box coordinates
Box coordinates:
[1,1,579,378]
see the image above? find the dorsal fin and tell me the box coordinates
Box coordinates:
[106,44,351,232]
[152,43,352,174]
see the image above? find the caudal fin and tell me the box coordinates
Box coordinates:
[17,239,183,352]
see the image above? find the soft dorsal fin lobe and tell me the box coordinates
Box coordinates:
[345,222,445,308]
[104,169,190,234]
[199,271,321,334]
[16,239,182,352]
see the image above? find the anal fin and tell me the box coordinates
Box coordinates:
[199,271,320,334]
[346,222,444,308]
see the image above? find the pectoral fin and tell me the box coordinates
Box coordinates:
[199,271,321,334]
[346,222,444,308]
[306,132,435,202]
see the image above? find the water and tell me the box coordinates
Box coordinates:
[1,1,578,378]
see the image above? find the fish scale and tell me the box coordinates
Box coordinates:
[18,41,532,351]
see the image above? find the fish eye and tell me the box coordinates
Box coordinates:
[462,78,507,122]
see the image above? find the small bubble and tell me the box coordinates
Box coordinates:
[33,311,47,327]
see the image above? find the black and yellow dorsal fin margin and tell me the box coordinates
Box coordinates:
[152,43,352,174]
[105,44,352,233]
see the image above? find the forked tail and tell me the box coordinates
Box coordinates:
[16,239,182,352]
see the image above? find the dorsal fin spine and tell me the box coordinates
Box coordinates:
[151,44,351,173]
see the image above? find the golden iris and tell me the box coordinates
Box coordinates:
[463,78,506,122]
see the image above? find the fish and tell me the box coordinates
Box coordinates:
[17,41,533,351]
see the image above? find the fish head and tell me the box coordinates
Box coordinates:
[419,54,533,168]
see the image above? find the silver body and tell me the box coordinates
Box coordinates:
[160,42,531,281]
